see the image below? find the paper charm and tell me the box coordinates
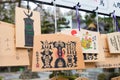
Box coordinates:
[107,32,120,53]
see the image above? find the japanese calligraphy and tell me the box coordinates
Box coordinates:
[5,38,11,51]
[113,2,120,8]
[108,33,120,53]
[83,53,98,60]
[37,40,78,69]
[41,41,53,68]
[99,0,105,6]
[32,34,85,71]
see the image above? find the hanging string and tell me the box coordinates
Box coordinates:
[93,7,99,32]
[116,18,120,32]
[112,11,120,32]
[75,3,81,31]
[27,0,30,13]
[96,11,99,32]
[112,11,116,31]
[53,0,57,33]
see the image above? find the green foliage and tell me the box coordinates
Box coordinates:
[49,71,65,78]
[108,72,120,80]
[41,17,70,33]
[84,12,120,33]
[57,17,70,31]
[10,66,25,72]
[49,73,54,78]
[0,2,16,23]
[49,75,77,80]
[64,75,77,80]
[41,20,54,33]
[49,71,78,80]
[0,76,3,80]
[99,16,114,33]
[19,69,40,79]
[98,73,106,80]
[84,13,96,26]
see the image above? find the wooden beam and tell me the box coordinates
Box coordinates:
[23,0,120,18]
[0,0,19,4]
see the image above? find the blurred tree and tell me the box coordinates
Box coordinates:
[84,13,96,26]
[0,0,22,23]
[98,16,115,33]
[108,72,120,80]
[84,12,118,33]
[49,71,78,80]
[98,73,106,80]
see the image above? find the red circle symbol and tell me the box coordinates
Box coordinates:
[71,30,77,36]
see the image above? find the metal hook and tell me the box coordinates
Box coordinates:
[77,2,81,7]
[110,10,117,32]
[109,10,115,16]
[51,0,56,5]
[93,6,98,12]
[73,2,81,9]
[92,7,99,32]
